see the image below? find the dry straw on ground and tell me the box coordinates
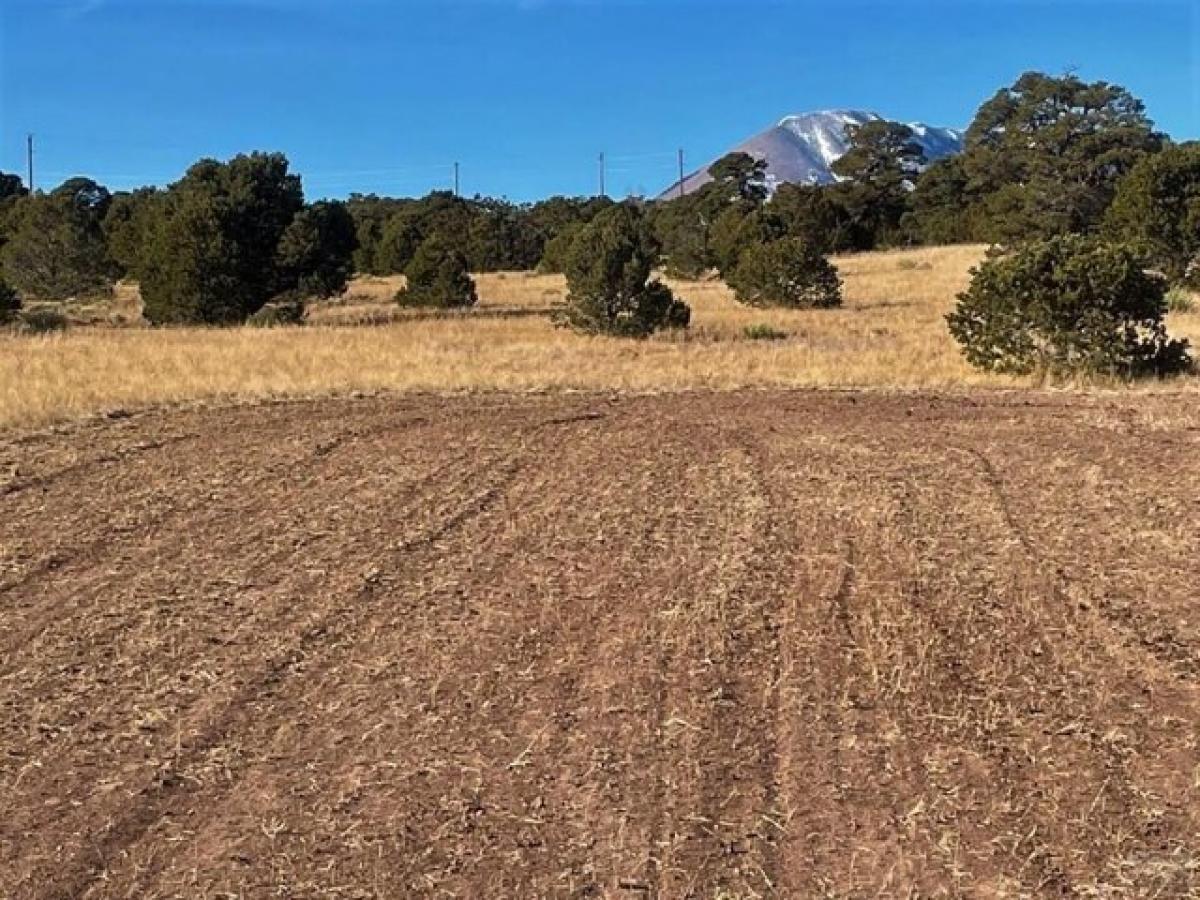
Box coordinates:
[1,244,1197,430]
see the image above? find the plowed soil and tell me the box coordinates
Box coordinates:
[2,390,1198,898]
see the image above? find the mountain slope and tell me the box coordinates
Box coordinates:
[659,109,963,199]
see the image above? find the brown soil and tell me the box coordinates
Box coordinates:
[1,390,1198,898]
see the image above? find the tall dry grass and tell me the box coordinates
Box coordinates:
[2,244,1197,431]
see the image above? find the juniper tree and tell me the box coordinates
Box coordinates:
[561,204,690,337]
[728,238,842,309]
[1105,142,1200,284]
[0,178,118,300]
[947,236,1190,378]
[396,236,478,308]
[139,153,304,324]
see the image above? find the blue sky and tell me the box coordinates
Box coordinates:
[1,0,1196,201]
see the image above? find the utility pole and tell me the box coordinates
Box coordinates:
[26,134,34,192]
[677,148,685,199]
[598,152,606,197]
[453,162,460,197]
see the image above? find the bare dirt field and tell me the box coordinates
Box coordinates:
[2,389,1198,897]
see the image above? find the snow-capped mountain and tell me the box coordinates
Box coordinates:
[658,110,964,199]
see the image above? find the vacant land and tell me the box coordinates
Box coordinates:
[4,245,1198,431]
[2,390,1198,897]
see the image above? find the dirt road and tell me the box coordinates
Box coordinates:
[1,390,1198,897]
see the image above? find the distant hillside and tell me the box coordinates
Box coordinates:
[659,109,964,199]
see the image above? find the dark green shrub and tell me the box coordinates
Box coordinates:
[947,236,1191,378]
[560,204,690,337]
[396,237,477,309]
[727,238,842,309]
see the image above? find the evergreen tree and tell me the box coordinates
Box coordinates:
[537,222,584,274]
[465,199,542,272]
[728,238,842,309]
[139,152,304,324]
[0,270,19,324]
[829,120,924,249]
[947,236,1190,377]
[770,183,855,253]
[0,172,26,203]
[275,200,358,298]
[102,187,162,276]
[907,156,975,245]
[374,210,425,275]
[710,204,786,277]
[961,72,1163,241]
[649,188,718,277]
[396,236,477,308]
[527,195,613,244]
[708,152,770,204]
[346,194,409,275]
[1105,142,1200,284]
[561,204,690,336]
[832,120,924,185]
[0,177,118,300]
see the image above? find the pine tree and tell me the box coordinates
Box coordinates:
[961,72,1163,241]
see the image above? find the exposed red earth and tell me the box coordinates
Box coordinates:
[1,390,1197,897]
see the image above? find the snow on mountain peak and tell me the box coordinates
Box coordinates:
[659,109,965,200]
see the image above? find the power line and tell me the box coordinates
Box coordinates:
[13,139,690,200]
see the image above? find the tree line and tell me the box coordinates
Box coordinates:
[0,70,1197,376]
[648,71,1197,279]
[0,159,619,324]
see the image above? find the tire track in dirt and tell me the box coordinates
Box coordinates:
[29,424,546,900]
[1,390,1197,898]
[0,413,454,761]
[958,443,1199,683]
[1,405,511,880]
[946,440,1200,893]
[0,416,430,666]
[28,409,609,900]
[873,440,1197,895]
[0,431,199,499]
[0,408,430,601]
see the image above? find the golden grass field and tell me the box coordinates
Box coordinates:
[1,244,1197,431]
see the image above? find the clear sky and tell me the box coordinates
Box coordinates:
[1,0,1196,202]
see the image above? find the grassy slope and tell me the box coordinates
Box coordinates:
[1,245,1197,431]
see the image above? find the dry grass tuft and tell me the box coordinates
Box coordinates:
[2,244,1197,430]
